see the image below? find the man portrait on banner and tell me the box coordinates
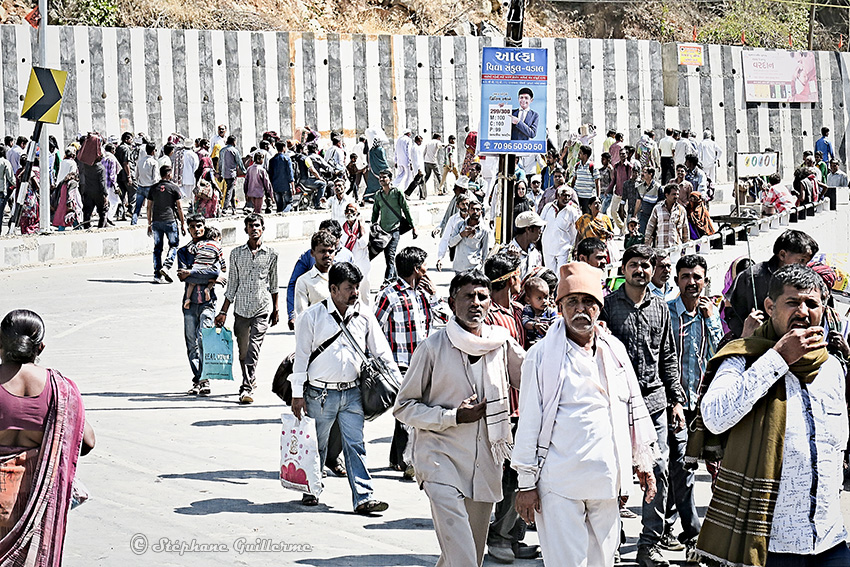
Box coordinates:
[511,87,539,141]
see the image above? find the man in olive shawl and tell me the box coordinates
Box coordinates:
[688,263,850,567]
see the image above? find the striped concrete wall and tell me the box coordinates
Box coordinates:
[1,24,848,183]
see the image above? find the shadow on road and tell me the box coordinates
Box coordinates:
[159,469,277,484]
[87,278,153,284]
[363,517,434,531]
[294,554,438,566]
[191,418,280,427]
[173,497,350,516]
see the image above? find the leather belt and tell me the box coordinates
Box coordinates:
[309,378,360,391]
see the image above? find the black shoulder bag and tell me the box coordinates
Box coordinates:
[271,328,342,405]
[378,190,413,235]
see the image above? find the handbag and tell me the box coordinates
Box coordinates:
[329,306,400,421]
[200,327,234,381]
[271,329,342,404]
[378,190,413,235]
[368,223,392,260]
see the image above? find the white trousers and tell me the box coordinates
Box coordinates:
[107,187,121,220]
[180,184,195,200]
[423,481,493,567]
[535,491,620,567]
[610,194,625,234]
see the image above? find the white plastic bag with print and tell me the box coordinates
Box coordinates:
[279,414,322,497]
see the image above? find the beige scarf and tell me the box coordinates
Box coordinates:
[445,317,514,462]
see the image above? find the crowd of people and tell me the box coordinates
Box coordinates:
[3,115,850,567]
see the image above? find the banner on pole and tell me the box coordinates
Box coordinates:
[736,151,780,177]
[478,47,548,155]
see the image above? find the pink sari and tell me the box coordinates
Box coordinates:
[0,370,86,567]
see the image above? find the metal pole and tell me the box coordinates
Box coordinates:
[499,0,524,245]
[37,0,50,232]
[8,122,43,233]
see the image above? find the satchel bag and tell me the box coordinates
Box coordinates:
[329,308,400,421]
[271,329,342,405]
[368,223,392,260]
[378,190,413,236]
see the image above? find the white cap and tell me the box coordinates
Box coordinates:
[455,176,470,189]
[515,210,546,229]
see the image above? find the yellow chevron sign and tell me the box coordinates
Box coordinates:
[21,67,67,124]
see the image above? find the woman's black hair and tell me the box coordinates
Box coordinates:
[0,309,45,364]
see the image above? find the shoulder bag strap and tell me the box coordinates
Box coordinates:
[326,300,371,365]
[378,190,405,226]
[308,329,343,366]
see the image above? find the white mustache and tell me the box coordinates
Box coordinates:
[571,314,592,324]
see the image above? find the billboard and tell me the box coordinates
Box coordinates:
[742,50,818,103]
[479,47,548,154]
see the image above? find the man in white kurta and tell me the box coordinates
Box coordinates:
[395,270,525,567]
[393,129,414,192]
[512,262,658,567]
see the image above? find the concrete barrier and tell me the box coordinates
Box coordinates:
[0,197,450,270]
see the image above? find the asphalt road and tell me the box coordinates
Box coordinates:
[2,202,849,566]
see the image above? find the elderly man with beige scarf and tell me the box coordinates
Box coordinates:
[511,262,659,567]
[395,269,524,567]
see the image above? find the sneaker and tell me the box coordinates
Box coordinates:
[186,383,201,395]
[619,507,638,519]
[684,537,700,564]
[659,531,685,552]
[159,268,173,283]
[512,542,540,560]
[239,391,254,404]
[152,275,164,284]
[636,545,670,567]
[198,381,211,396]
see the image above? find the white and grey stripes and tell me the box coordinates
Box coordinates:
[1,24,848,183]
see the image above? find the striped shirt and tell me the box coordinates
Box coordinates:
[224,243,279,318]
[374,278,446,369]
[572,161,599,199]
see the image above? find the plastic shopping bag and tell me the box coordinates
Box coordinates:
[200,327,234,381]
[280,414,323,497]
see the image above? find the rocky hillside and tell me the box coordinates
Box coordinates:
[0,0,841,50]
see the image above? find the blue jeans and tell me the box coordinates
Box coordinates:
[274,191,292,213]
[152,220,180,273]
[0,193,6,229]
[383,229,400,282]
[301,177,327,208]
[183,301,215,383]
[304,384,374,509]
[132,185,151,225]
[600,192,613,215]
[663,411,701,541]
[766,543,850,566]
[638,201,655,237]
[639,409,670,548]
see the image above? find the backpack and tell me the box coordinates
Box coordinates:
[290,153,309,184]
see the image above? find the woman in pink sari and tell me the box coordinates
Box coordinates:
[0,309,95,566]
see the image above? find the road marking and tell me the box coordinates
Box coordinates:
[54,315,115,339]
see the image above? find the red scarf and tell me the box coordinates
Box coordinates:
[343,221,360,251]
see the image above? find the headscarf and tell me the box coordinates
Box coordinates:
[686,191,715,237]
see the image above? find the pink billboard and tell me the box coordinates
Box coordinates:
[742,50,818,103]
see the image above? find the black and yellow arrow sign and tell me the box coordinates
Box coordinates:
[21,67,67,124]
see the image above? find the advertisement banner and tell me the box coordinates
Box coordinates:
[742,50,818,103]
[479,47,548,154]
[677,44,704,66]
[736,151,780,177]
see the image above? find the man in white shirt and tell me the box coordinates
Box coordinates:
[692,264,850,566]
[294,229,337,317]
[328,177,353,224]
[436,193,471,271]
[448,200,490,272]
[7,136,26,175]
[539,185,581,271]
[513,262,657,567]
[210,124,227,151]
[394,128,414,192]
[659,128,675,184]
[507,211,544,278]
[422,133,442,195]
[825,158,848,211]
[673,130,694,168]
[291,262,398,513]
[404,135,426,199]
[696,130,723,183]
[180,139,200,201]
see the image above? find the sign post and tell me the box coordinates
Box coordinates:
[734,151,780,213]
[10,67,67,234]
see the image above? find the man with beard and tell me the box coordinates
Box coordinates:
[395,269,524,566]
[601,244,686,567]
[513,262,658,566]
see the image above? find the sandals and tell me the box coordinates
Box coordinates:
[301,494,319,506]
[355,499,389,515]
